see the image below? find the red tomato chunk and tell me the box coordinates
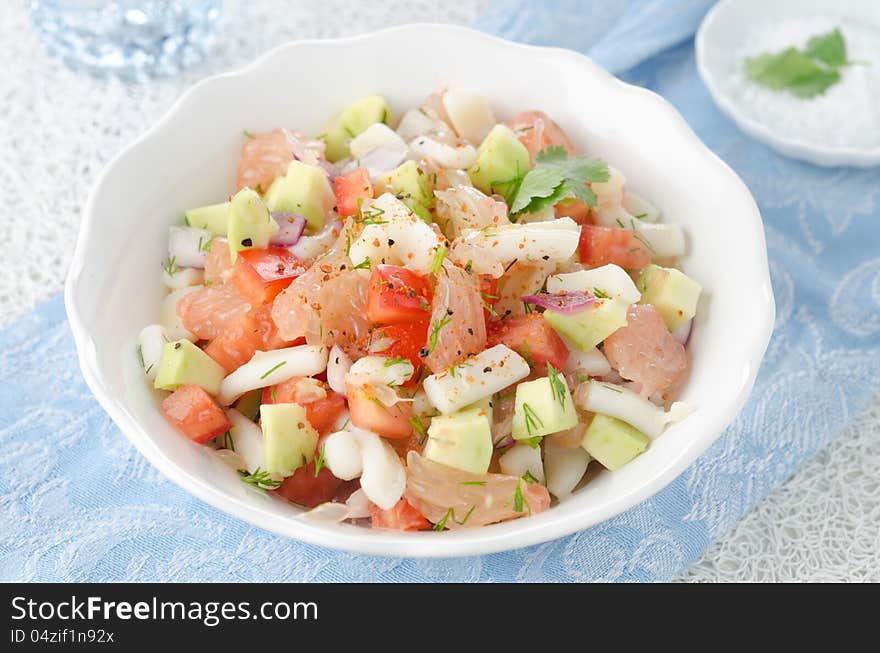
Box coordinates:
[366,265,433,326]
[486,313,569,371]
[261,377,347,435]
[334,167,373,217]
[347,384,414,440]
[578,224,651,270]
[231,247,307,306]
[274,460,344,508]
[161,384,230,444]
[368,319,430,384]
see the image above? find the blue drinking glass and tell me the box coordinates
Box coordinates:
[28,0,223,80]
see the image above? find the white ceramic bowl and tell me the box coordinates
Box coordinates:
[65,24,774,557]
[696,0,880,168]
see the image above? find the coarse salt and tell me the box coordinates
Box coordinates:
[730,16,880,149]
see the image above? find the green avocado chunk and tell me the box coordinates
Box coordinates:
[154,340,226,396]
[467,124,531,196]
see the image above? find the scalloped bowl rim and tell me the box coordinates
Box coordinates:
[64,23,775,558]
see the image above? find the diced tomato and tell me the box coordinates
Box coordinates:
[347,384,414,439]
[578,224,651,270]
[334,167,373,217]
[274,460,344,508]
[366,265,432,326]
[369,319,429,384]
[369,498,431,531]
[161,384,230,444]
[261,377,347,434]
[486,313,569,371]
[204,302,293,373]
[230,247,307,306]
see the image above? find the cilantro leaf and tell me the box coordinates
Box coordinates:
[745,48,821,89]
[510,166,567,214]
[789,68,841,98]
[509,147,609,215]
[744,28,852,99]
[805,28,848,68]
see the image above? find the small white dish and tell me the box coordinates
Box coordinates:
[697,0,880,168]
[65,24,774,557]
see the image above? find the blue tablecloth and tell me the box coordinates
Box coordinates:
[2,0,879,582]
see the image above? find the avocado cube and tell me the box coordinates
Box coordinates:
[185,201,229,236]
[227,187,278,262]
[467,124,531,197]
[154,340,226,396]
[260,403,319,478]
[376,160,434,216]
[581,413,649,471]
[512,375,578,441]
[424,400,493,474]
[340,95,390,137]
[542,298,629,351]
[321,95,391,162]
[638,264,702,331]
[321,120,351,163]
[264,161,333,233]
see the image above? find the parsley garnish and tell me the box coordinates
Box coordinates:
[593,287,609,299]
[522,402,544,436]
[509,147,609,215]
[431,243,447,275]
[222,430,234,451]
[745,29,854,98]
[383,355,408,367]
[270,387,277,403]
[427,314,452,354]
[352,257,372,270]
[460,480,487,486]
[519,340,534,367]
[547,362,567,409]
[521,435,542,449]
[313,444,326,477]
[512,479,531,514]
[260,360,287,380]
[409,416,428,444]
[601,383,623,393]
[137,344,145,368]
[162,256,178,277]
[522,470,541,484]
[358,205,387,225]
[239,468,282,489]
[481,296,499,318]
[630,219,656,254]
[432,505,476,531]
[243,130,254,139]
[198,235,214,252]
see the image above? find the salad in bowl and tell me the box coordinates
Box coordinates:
[139,88,701,531]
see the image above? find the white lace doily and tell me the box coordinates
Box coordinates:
[1,0,877,582]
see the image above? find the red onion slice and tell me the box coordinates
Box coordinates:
[522,291,597,314]
[316,158,341,180]
[270,212,306,246]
